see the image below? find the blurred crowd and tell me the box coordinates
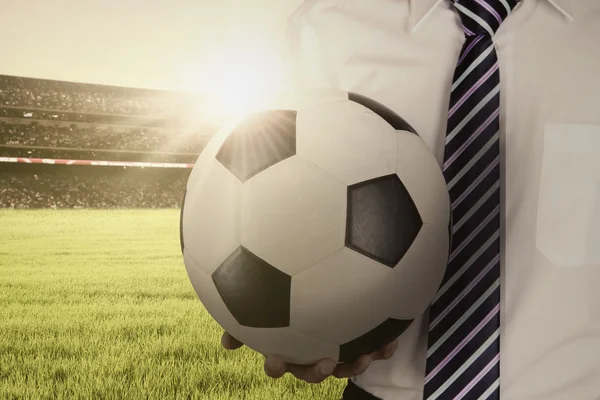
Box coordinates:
[0,74,216,209]
[0,169,189,209]
[0,75,201,117]
[0,120,210,153]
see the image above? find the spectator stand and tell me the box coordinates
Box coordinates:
[0,74,219,208]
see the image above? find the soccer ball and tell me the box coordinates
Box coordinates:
[180,90,451,365]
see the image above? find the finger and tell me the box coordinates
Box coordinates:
[373,339,399,360]
[286,358,337,384]
[264,354,286,379]
[221,332,244,350]
[333,354,372,379]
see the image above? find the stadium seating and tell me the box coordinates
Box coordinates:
[0,74,212,209]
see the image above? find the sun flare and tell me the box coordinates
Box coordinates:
[199,41,286,120]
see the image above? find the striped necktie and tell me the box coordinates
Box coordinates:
[423,0,517,399]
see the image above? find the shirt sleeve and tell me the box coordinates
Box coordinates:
[282,10,340,91]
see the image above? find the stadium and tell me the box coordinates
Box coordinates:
[0,74,346,399]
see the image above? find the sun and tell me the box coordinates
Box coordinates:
[199,41,287,120]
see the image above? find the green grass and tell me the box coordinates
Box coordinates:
[0,209,346,400]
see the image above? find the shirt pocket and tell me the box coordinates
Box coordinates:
[536,123,600,268]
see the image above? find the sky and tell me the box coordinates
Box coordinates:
[0,0,304,93]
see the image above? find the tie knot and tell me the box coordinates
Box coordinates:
[454,0,518,37]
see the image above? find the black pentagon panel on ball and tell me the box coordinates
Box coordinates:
[339,317,413,363]
[348,92,417,134]
[346,174,423,268]
[215,110,297,183]
[212,245,291,328]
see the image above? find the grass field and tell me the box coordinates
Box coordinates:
[0,209,345,400]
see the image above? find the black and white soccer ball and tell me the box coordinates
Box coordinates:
[180,90,451,365]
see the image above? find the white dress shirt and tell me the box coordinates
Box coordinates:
[284,0,600,398]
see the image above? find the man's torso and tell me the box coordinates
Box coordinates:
[286,0,600,398]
